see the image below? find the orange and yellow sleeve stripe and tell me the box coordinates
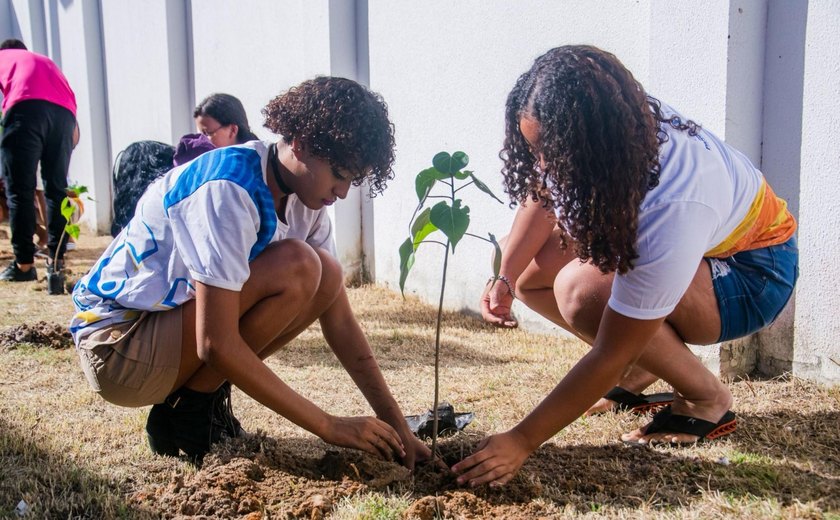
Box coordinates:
[705,180,797,258]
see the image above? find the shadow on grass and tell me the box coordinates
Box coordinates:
[731,409,840,476]
[134,428,839,518]
[276,302,572,370]
[279,329,524,369]
[0,416,156,519]
[512,441,839,513]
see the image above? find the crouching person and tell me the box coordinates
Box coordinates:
[70,77,430,467]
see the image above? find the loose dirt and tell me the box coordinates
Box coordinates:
[130,429,780,519]
[0,320,73,350]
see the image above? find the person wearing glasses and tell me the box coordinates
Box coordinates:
[173,93,259,166]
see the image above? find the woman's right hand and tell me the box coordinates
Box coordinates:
[480,278,518,328]
[320,415,406,461]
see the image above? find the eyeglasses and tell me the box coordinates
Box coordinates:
[200,124,228,138]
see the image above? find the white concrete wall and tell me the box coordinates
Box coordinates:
[647,1,730,137]
[190,0,365,274]
[754,0,808,375]
[190,0,332,141]
[794,0,840,384]
[2,1,838,384]
[100,1,190,156]
[367,1,651,332]
[50,0,111,233]
[6,0,46,53]
[0,0,9,37]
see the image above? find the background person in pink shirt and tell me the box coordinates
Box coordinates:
[0,38,77,285]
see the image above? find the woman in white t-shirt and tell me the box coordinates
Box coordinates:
[453,45,798,487]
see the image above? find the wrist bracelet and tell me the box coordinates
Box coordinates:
[487,275,516,298]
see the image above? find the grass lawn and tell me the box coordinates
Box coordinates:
[0,225,837,519]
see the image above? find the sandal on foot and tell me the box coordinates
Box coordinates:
[603,386,674,414]
[630,405,737,445]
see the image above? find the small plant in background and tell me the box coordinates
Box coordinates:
[399,151,503,463]
[48,184,88,294]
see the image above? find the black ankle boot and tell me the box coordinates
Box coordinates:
[213,381,245,439]
[162,384,244,463]
[145,403,179,456]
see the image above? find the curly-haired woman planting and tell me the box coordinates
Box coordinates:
[71,77,430,467]
[453,45,797,486]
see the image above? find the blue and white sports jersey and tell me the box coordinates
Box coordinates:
[70,140,335,343]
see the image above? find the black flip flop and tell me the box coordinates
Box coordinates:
[603,386,674,414]
[630,405,737,445]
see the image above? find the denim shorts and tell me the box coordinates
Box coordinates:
[706,236,799,342]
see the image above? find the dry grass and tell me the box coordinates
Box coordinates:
[0,224,838,519]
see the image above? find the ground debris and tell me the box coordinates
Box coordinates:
[0,321,72,350]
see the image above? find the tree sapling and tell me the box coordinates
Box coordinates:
[398,151,503,463]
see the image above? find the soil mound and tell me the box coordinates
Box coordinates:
[133,433,572,518]
[132,430,788,518]
[0,321,72,350]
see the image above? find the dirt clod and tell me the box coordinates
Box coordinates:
[0,321,72,350]
[404,495,446,519]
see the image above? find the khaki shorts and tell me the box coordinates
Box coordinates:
[76,308,183,407]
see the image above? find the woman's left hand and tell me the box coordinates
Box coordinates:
[451,430,532,487]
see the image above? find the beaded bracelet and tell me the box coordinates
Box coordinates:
[487,275,516,298]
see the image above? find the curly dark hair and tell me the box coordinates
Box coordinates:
[501,45,699,274]
[262,77,395,197]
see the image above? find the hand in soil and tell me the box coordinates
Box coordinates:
[452,430,531,487]
[321,415,405,461]
[400,432,437,472]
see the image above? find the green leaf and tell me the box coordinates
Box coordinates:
[65,224,81,240]
[432,151,469,176]
[430,200,470,252]
[454,169,472,180]
[469,173,504,204]
[60,197,75,222]
[489,233,502,279]
[398,238,416,297]
[410,207,438,250]
[415,168,439,203]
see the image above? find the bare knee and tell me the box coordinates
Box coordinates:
[253,239,322,300]
[554,270,610,338]
[312,248,344,303]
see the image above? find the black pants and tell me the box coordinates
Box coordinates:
[1,100,76,264]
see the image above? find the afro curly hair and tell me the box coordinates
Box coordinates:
[262,77,395,197]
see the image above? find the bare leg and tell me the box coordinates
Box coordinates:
[552,257,731,441]
[511,228,663,412]
[174,240,338,393]
[621,261,732,443]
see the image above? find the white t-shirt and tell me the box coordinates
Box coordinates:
[70,140,335,343]
[604,103,764,320]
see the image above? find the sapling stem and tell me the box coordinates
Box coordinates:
[463,232,492,242]
[453,181,475,193]
[430,237,449,465]
[430,159,461,466]
[398,151,503,469]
